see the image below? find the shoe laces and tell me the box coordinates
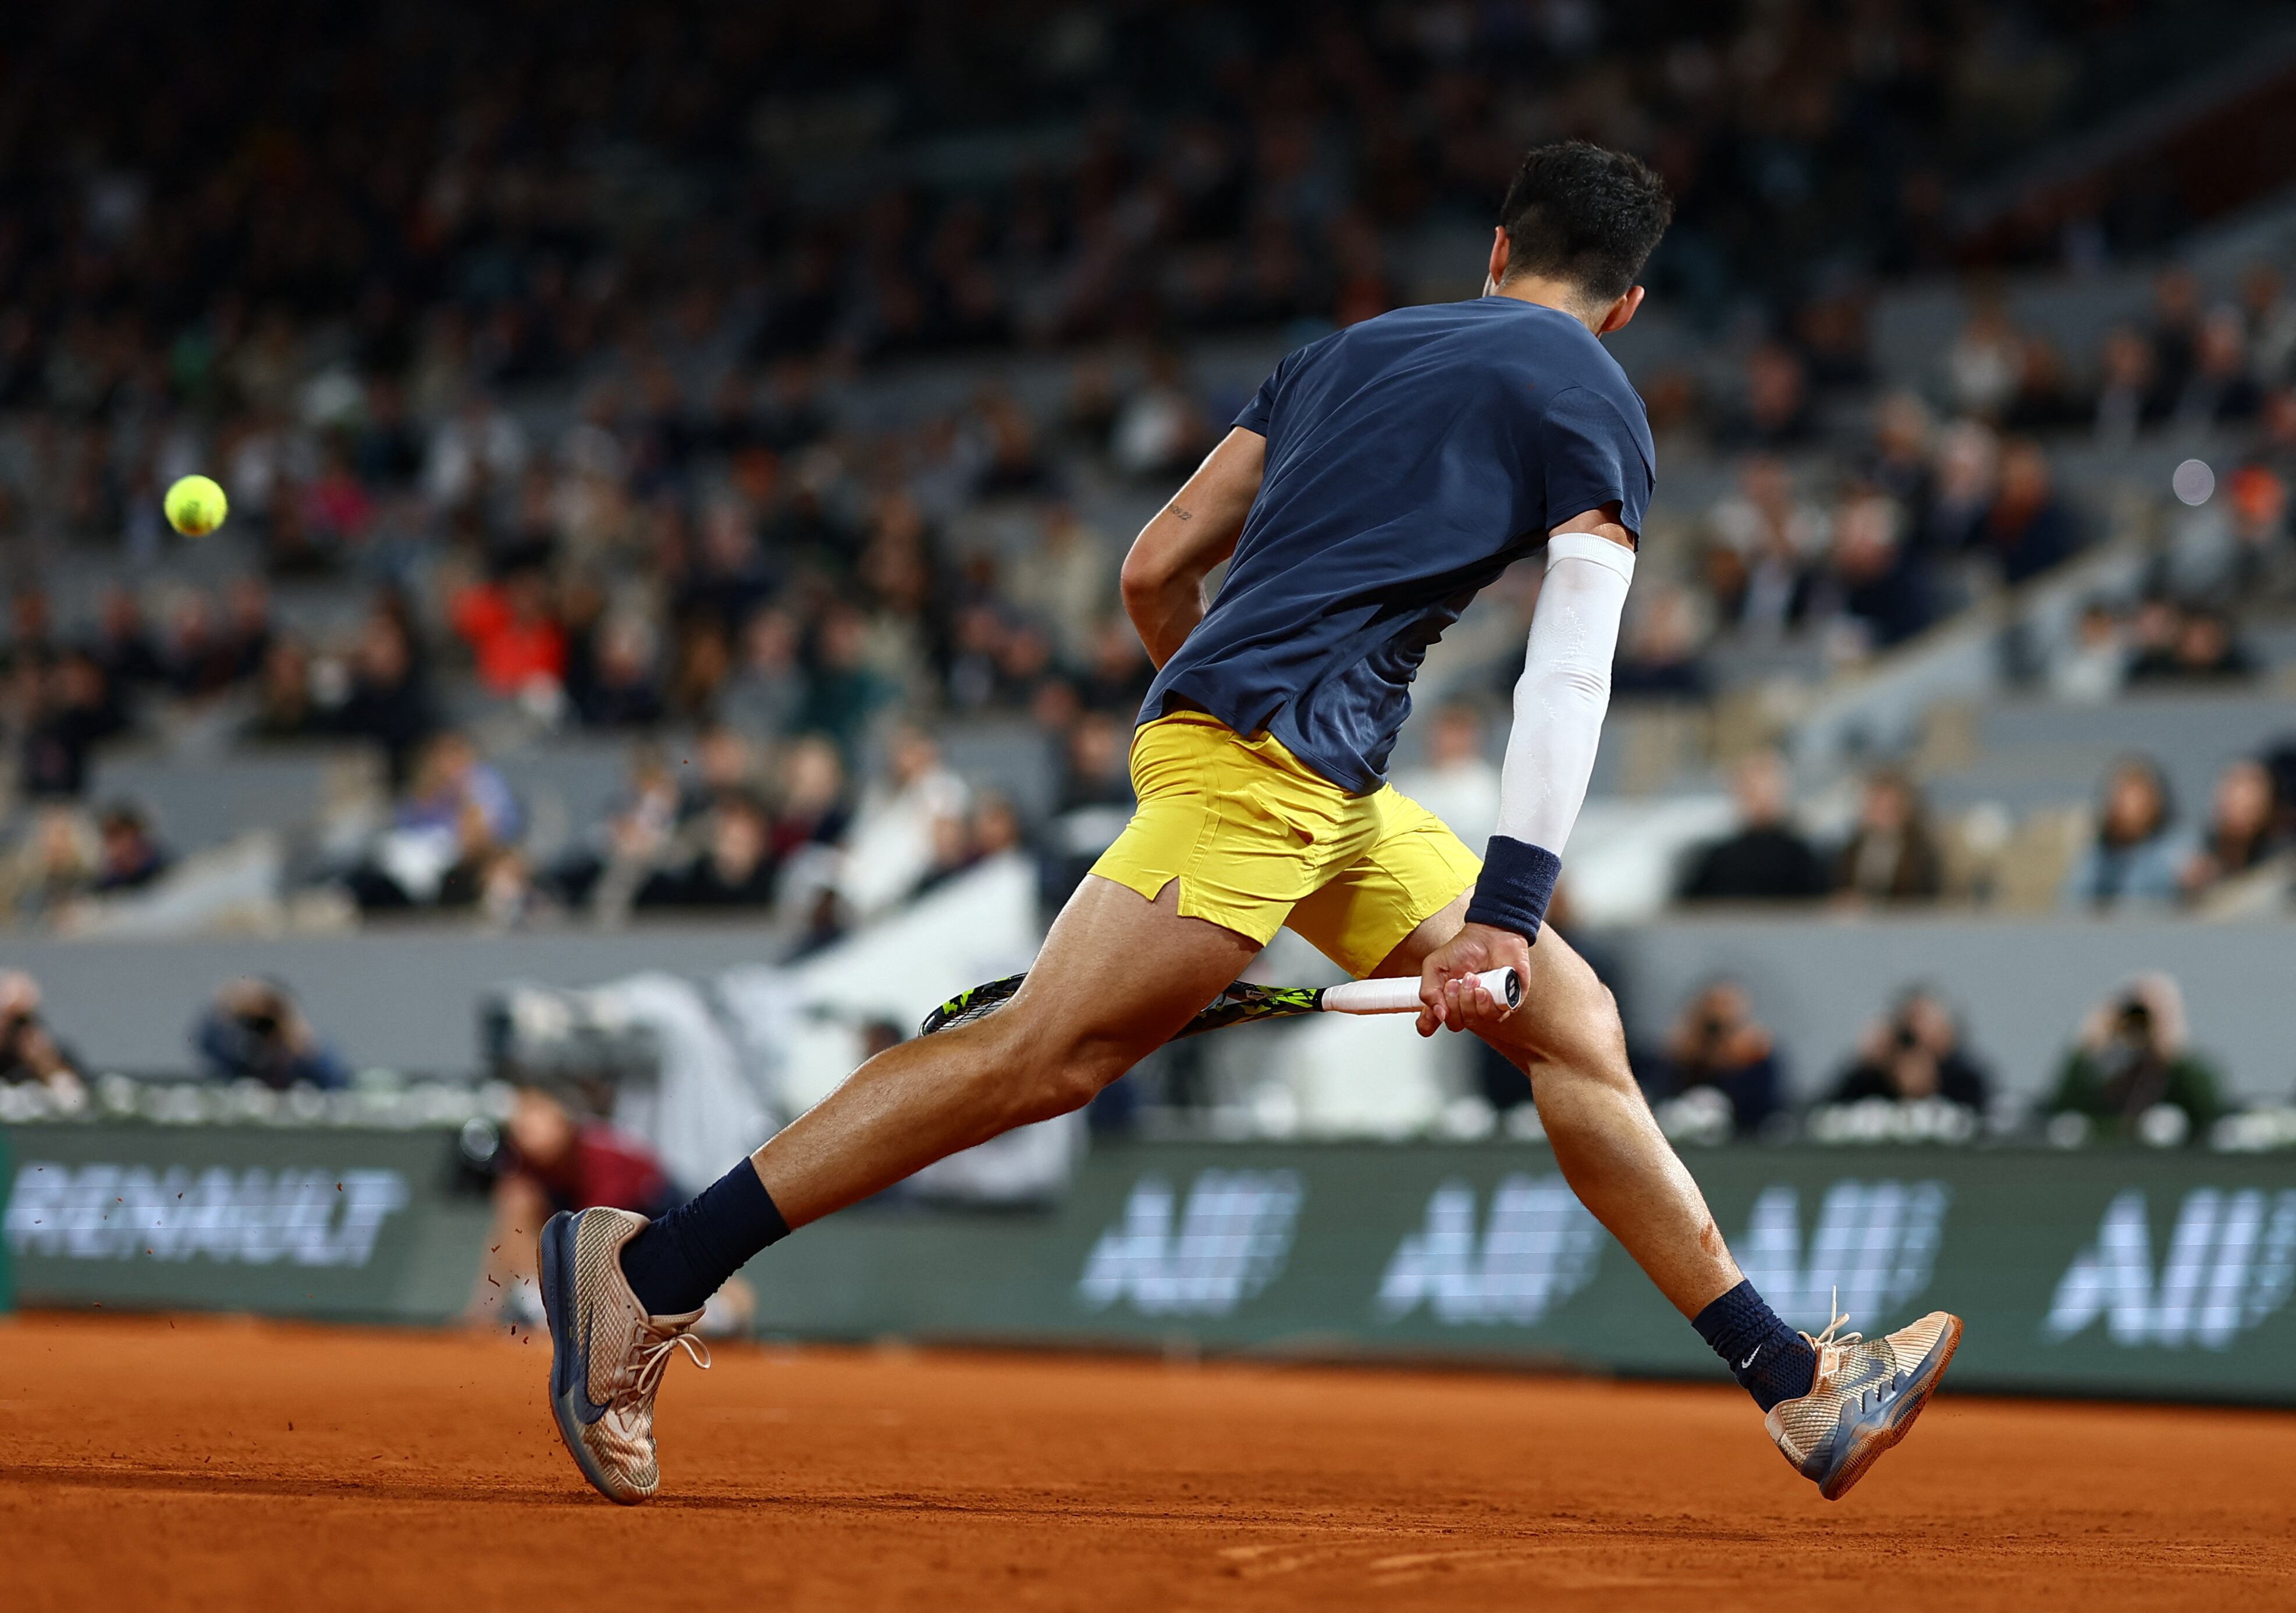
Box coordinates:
[628,1329,710,1407]
[1798,1286,1863,1371]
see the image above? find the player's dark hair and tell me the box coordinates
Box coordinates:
[1497,141,1672,305]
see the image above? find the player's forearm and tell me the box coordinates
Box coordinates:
[1119,525,1210,668]
[1470,534,1635,939]
[1119,428,1263,667]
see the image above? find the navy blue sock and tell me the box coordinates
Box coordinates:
[618,1159,789,1316]
[1693,1280,1816,1411]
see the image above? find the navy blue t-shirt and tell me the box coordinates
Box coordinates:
[1140,297,1655,794]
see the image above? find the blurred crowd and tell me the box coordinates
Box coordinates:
[1666,739,2296,914]
[1623,968,2230,1149]
[0,1,2248,410]
[1,956,2265,1155]
[0,2,2294,938]
[1607,264,2296,693]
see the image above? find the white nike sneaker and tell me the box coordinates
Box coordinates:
[1765,1301,1963,1501]
[538,1207,710,1504]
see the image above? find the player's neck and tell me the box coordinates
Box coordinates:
[1486,275,1601,332]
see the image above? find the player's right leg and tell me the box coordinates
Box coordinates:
[539,871,1261,1502]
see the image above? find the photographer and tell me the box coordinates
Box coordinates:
[2045,973,2224,1142]
[466,1086,752,1337]
[1643,980,1785,1138]
[1829,989,1991,1112]
[0,969,86,1099]
[191,977,349,1091]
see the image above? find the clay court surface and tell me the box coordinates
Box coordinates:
[2,1314,2293,1611]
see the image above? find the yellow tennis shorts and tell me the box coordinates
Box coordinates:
[1089,710,1483,978]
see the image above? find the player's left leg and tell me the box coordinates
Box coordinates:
[1369,892,1746,1319]
[1305,792,1960,1498]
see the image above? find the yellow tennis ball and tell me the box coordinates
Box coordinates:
[164,474,228,537]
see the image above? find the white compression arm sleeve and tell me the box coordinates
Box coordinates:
[1492,531,1634,854]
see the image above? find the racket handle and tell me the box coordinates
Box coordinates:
[1319,967,1520,1017]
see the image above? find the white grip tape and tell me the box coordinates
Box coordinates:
[1320,967,1520,1016]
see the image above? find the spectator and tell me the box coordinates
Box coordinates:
[348,731,522,910]
[1110,350,1207,480]
[333,607,436,788]
[468,1085,753,1337]
[398,731,521,843]
[720,607,806,739]
[90,585,164,694]
[1973,440,2078,584]
[244,636,322,740]
[0,806,98,924]
[1833,768,1945,904]
[193,977,350,1091]
[794,604,894,756]
[1719,343,1816,449]
[1829,989,1991,1112]
[1394,703,1499,849]
[767,736,854,863]
[2244,263,2296,389]
[2002,333,2086,434]
[2063,756,2190,911]
[2224,463,2292,595]
[2167,306,2262,433]
[548,746,681,913]
[17,655,117,797]
[2091,326,2163,451]
[1079,617,1153,716]
[676,725,760,821]
[1824,490,1933,649]
[450,564,566,700]
[1863,392,1936,529]
[1611,579,1713,699]
[0,969,87,1099]
[93,802,170,893]
[576,612,666,729]
[1007,502,1114,665]
[2046,973,2224,1142]
[840,724,970,917]
[1921,418,1997,555]
[1946,293,2022,420]
[1678,750,1831,902]
[1057,710,1136,814]
[1645,981,1785,1138]
[2148,268,2205,398]
[2050,600,2128,704]
[2124,601,2245,683]
[2181,757,2287,899]
[1705,457,1825,636]
[635,792,778,911]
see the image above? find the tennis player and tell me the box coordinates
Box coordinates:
[539,141,1961,1505]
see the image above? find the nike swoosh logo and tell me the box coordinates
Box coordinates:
[573,1303,613,1425]
[559,1222,613,1427]
[1739,1347,1761,1370]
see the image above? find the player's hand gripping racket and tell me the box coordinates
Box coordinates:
[920,966,1521,1040]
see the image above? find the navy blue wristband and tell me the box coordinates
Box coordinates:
[1465,835,1562,942]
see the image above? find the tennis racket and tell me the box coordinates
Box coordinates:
[919,966,1520,1041]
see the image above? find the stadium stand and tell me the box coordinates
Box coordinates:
[3,1,2296,1141]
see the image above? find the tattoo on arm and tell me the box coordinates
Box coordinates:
[1168,504,1193,521]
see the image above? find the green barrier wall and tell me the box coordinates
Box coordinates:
[0,1127,12,1316]
[8,1129,2294,1402]
[749,1140,2296,1402]
[0,1125,488,1323]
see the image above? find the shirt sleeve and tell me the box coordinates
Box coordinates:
[1232,358,1285,436]
[1540,385,1654,537]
